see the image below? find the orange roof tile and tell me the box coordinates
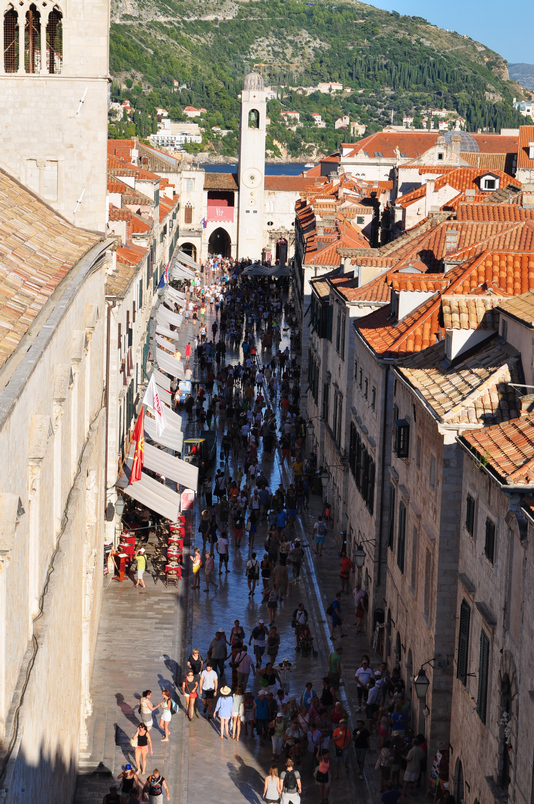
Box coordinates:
[462,414,534,485]
[517,125,534,170]
[356,293,443,358]
[116,242,147,267]
[457,204,534,223]
[264,175,325,192]
[0,169,101,368]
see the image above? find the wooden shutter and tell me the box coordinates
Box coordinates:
[466,494,475,535]
[485,518,496,563]
[367,458,375,515]
[397,501,406,574]
[457,600,470,685]
[477,630,490,723]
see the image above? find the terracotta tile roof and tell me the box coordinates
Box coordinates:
[441,295,503,330]
[264,175,325,192]
[396,168,521,210]
[342,132,518,161]
[310,278,332,299]
[105,261,137,298]
[459,152,507,171]
[115,242,147,267]
[356,293,443,358]
[159,195,177,223]
[517,125,534,169]
[398,339,520,426]
[497,290,534,327]
[343,271,392,304]
[396,185,426,209]
[389,272,450,292]
[204,172,238,191]
[108,205,132,222]
[108,180,128,194]
[446,222,534,264]
[456,204,534,223]
[462,414,534,484]
[108,153,161,182]
[0,169,101,368]
[132,215,151,233]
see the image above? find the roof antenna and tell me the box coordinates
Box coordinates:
[76,88,88,116]
[74,187,86,215]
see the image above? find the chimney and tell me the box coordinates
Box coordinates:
[445,229,459,253]
[520,395,534,417]
[451,133,462,157]
[465,189,476,200]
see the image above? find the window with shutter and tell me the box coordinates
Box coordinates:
[477,630,490,723]
[457,600,470,686]
[485,518,496,563]
[367,459,375,514]
[394,419,410,458]
[397,501,406,573]
[388,483,395,550]
[466,494,475,535]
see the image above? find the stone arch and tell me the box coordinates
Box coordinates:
[45,5,62,74]
[24,3,40,73]
[248,108,260,129]
[208,227,231,258]
[3,4,19,72]
[180,242,197,261]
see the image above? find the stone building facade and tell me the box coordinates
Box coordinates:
[0,173,112,802]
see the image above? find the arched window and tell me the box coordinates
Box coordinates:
[46,7,62,74]
[184,202,193,224]
[248,108,260,129]
[24,4,41,73]
[3,5,19,72]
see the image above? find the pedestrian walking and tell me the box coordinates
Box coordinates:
[138,690,155,730]
[279,758,302,804]
[234,645,255,690]
[328,592,346,640]
[254,689,270,745]
[117,765,139,800]
[266,625,281,665]
[143,769,170,803]
[190,547,202,590]
[353,718,371,780]
[332,718,351,778]
[314,748,331,802]
[130,723,152,775]
[339,550,353,594]
[246,552,260,596]
[263,767,281,803]
[182,670,198,721]
[313,515,327,556]
[157,689,172,742]
[249,619,268,669]
[216,531,230,573]
[134,548,147,589]
[207,628,228,677]
[203,551,218,591]
[231,685,244,740]
[215,685,233,739]
[267,587,279,624]
[199,661,218,719]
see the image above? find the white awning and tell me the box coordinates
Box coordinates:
[144,415,184,452]
[176,249,201,271]
[156,323,179,341]
[156,334,176,353]
[172,263,196,280]
[156,348,184,380]
[153,369,171,392]
[144,442,198,490]
[157,305,182,328]
[161,402,183,431]
[123,471,181,521]
[164,286,187,307]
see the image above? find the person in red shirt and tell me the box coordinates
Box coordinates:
[339,551,353,593]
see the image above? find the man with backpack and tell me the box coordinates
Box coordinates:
[278,758,302,803]
[313,515,327,556]
[246,552,260,596]
[143,769,170,803]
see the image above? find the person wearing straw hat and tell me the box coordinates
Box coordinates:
[214,685,233,739]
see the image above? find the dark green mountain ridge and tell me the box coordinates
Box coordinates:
[109,0,530,157]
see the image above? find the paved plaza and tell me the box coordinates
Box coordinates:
[75,286,428,804]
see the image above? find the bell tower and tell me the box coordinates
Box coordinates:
[237,72,266,260]
[0,0,110,232]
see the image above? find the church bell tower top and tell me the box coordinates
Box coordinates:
[243,72,264,92]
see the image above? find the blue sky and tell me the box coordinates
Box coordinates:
[367,0,532,64]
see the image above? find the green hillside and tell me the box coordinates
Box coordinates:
[109,0,528,157]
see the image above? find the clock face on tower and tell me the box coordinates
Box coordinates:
[242,167,263,189]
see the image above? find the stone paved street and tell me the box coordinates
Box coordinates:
[75,279,428,804]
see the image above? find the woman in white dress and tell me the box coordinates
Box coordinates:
[158,689,172,742]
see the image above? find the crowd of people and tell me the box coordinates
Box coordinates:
[104,257,453,804]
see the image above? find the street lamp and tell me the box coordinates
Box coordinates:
[114,495,125,518]
[414,666,430,702]
[354,543,366,569]
[320,468,330,489]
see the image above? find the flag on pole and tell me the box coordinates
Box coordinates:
[143,373,167,437]
[129,408,145,484]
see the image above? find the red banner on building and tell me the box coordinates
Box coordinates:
[129,408,145,484]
